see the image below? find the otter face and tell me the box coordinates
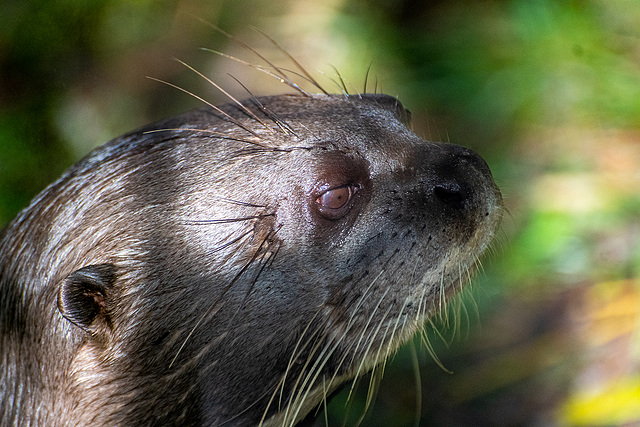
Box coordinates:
[1,93,501,426]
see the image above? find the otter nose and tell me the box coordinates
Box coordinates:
[429,144,490,212]
[434,180,468,210]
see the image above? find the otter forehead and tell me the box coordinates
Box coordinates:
[251,93,411,125]
[247,93,420,170]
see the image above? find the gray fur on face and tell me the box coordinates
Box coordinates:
[0,92,502,426]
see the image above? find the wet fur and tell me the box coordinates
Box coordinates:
[0,43,502,426]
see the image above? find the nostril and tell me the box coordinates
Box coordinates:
[434,181,467,209]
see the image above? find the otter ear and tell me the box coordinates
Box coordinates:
[57,264,117,335]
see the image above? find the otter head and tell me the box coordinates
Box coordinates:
[1,93,501,426]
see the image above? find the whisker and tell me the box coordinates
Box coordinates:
[179,213,273,225]
[169,225,275,368]
[172,58,274,132]
[200,48,303,91]
[142,128,277,151]
[239,227,282,308]
[315,69,349,97]
[208,229,253,255]
[357,308,393,410]
[346,288,392,401]
[352,282,414,413]
[298,255,402,422]
[196,20,311,96]
[363,61,373,95]
[330,65,349,96]
[145,77,260,137]
[251,26,329,95]
[228,74,298,136]
[259,312,321,425]
[215,197,267,208]
[322,375,329,427]
[459,293,471,340]
[281,333,332,426]
[295,296,378,417]
[383,293,412,359]
[345,291,408,427]
[283,323,344,423]
[282,272,388,426]
[409,340,422,427]
[223,230,282,334]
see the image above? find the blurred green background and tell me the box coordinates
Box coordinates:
[1,0,639,425]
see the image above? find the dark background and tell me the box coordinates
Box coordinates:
[1,0,639,425]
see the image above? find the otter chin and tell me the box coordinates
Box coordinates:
[0,90,502,426]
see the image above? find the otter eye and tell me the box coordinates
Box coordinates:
[318,186,352,209]
[316,185,358,220]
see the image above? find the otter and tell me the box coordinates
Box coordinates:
[0,77,502,424]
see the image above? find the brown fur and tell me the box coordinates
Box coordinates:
[0,92,502,426]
